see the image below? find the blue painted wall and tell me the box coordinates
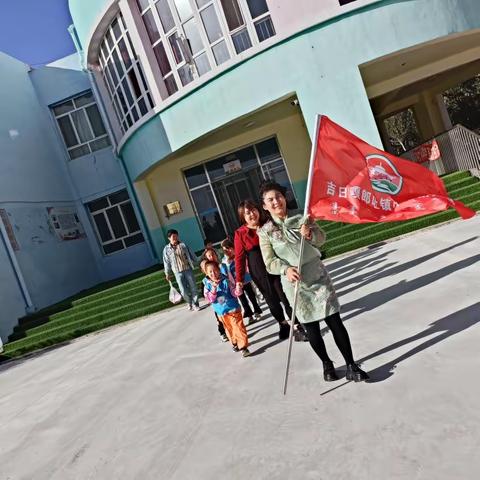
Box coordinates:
[0,52,100,332]
[0,227,26,340]
[0,52,156,338]
[30,61,155,282]
[155,216,205,256]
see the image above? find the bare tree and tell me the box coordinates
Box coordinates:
[383,108,421,156]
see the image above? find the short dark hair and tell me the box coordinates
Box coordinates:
[203,247,219,261]
[167,229,178,238]
[221,238,234,249]
[259,181,287,201]
[237,199,267,226]
[204,260,220,271]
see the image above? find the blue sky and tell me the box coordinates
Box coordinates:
[0,0,75,65]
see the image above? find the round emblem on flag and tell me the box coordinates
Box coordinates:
[365,154,403,195]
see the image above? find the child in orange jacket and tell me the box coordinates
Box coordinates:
[203,261,250,358]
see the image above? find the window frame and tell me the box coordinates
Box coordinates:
[52,91,111,160]
[135,0,275,100]
[98,13,154,134]
[87,189,145,256]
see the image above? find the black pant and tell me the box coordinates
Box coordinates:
[246,248,293,325]
[238,282,262,318]
[303,312,354,365]
[215,312,225,336]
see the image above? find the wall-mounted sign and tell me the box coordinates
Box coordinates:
[164,201,182,218]
[223,159,242,174]
[47,207,86,241]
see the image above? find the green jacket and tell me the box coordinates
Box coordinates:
[258,211,340,323]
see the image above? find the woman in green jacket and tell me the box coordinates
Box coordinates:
[257,181,369,383]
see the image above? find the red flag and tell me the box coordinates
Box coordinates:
[307,116,475,223]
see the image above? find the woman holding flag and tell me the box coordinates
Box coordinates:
[234,200,307,341]
[257,180,369,383]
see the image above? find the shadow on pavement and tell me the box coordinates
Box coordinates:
[249,331,278,346]
[247,319,276,338]
[341,253,480,320]
[327,245,391,272]
[359,302,480,383]
[329,250,395,281]
[336,237,478,297]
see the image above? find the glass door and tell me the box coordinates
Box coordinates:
[212,166,263,236]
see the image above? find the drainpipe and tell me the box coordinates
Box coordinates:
[68,25,158,262]
[0,216,35,312]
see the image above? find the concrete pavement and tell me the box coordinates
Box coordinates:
[1,216,479,480]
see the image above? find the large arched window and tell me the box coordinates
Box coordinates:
[136,0,275,98]
[99,13,154,133]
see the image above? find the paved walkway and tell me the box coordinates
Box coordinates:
[1,217,479,480]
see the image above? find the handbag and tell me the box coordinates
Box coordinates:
[169,282,183,304]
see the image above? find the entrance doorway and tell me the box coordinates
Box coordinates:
[184,136,299,244]
[212,166,263,236]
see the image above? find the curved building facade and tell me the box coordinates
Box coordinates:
[69,0,480,253]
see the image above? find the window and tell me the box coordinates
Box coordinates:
[87,189,145,255]
[138,0,214,95]
[244,0,274,43]
[136,0,275,97]
[245,0,268,18]
[52,91,111,160]
[254,15,275,42]
[255,138,297,209]
[99,13,154,134]
[220,0,252,53]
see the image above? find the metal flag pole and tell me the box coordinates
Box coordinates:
[283,114,322,395]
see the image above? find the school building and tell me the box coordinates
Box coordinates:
[1,0,480,338]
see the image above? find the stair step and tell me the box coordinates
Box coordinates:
[72,270,203,307]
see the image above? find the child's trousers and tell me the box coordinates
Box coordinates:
[215,312,226,336]
[219,310,248,349]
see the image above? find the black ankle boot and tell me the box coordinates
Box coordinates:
[346,363,369,382]
[278,321,290,340]
[323,360,339,382]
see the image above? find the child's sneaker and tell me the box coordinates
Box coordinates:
[253,312,262,321]
[241,348,251,358]
[232,345,240,352]
[221,334,229,342]
[245,316,253,326]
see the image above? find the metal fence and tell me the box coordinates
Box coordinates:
[401,124,480,176]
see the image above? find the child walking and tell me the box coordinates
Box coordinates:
[203,260,251,358]
[220,238,262,326]
[201,251,228,343]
